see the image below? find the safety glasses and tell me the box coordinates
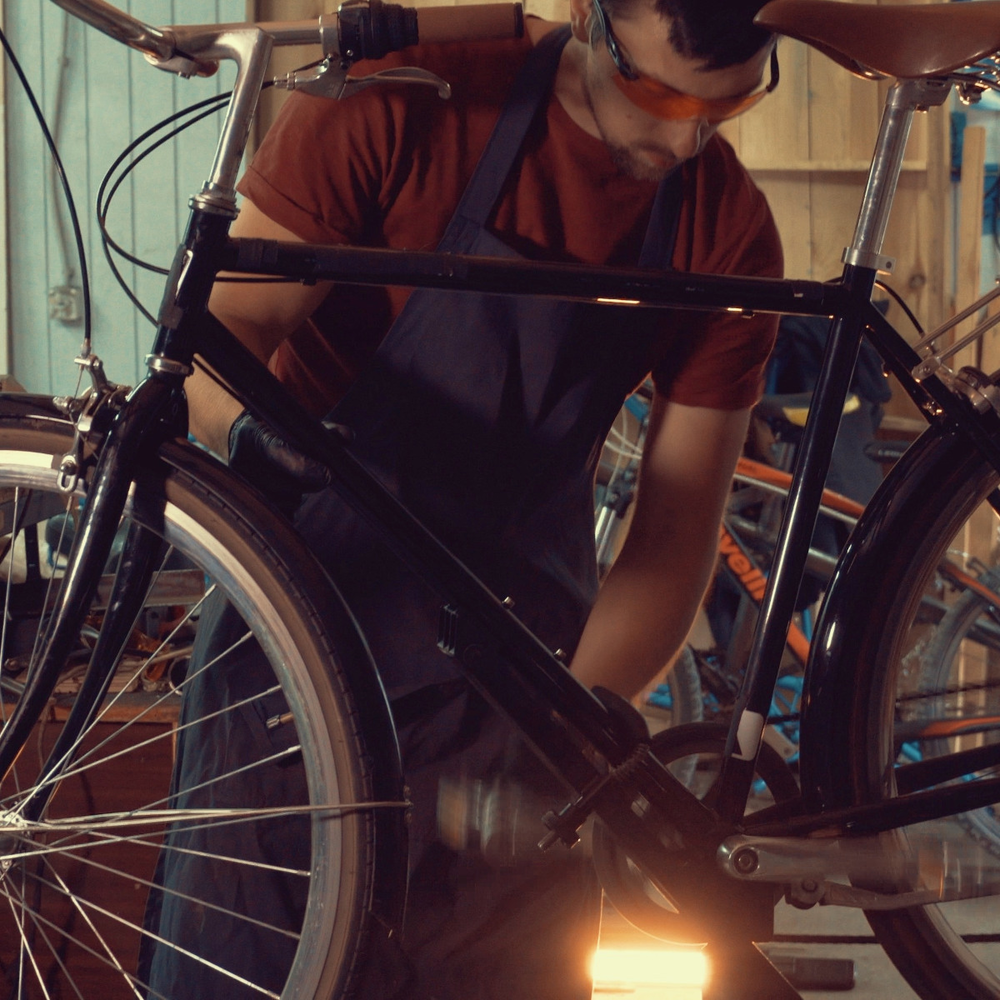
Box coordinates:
[591,0,779,124]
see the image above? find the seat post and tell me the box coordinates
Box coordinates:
[843,77,951,276]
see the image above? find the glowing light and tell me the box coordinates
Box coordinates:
[592,947,709,987]
[596,297,642,306]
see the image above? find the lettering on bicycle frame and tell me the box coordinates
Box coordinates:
[718,526,768,602]
[717,525,811,663]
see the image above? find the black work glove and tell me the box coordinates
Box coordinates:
[228,411,339,517]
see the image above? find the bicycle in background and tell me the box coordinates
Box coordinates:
[598,382,1000,850]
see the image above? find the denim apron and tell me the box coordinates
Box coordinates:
[145,25,685,1000]
[311,25,685,703]
[295,25,687,999]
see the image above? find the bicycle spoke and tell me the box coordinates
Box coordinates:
[14,559,210,796]
[22,840,302,942]
[0,630,261,818]
[3,874,56,1000]
[37,857,144,1000]
[3,867,156,1000]
[3,849,282,999]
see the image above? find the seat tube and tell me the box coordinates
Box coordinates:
[711,78,949,822]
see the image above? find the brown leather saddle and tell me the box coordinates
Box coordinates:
[756,0,1000,79]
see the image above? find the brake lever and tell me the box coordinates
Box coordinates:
[276,61,451,100]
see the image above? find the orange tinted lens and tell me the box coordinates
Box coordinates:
[613,73,767,123]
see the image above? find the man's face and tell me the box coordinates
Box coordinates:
[574,0,772,181]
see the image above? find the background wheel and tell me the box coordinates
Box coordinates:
[810,427,1000,999]
[0,412,401,998]
[914,570,1000,856]
[642,645,704,786]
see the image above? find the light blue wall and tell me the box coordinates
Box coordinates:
[6,1,243,395]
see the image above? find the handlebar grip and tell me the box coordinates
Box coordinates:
[338,1,524,61]
[416,3,525,44]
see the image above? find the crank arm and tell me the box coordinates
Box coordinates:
[718,832,1000,909]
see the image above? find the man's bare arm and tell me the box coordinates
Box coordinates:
[570,398,750,699]
[188,199,332,456]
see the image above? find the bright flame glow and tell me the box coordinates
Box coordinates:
[592,948,709,987]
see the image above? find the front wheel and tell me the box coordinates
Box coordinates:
[807,424,1000,999]
[0,405,404,999]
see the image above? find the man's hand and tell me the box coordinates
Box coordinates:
[228,411,333,516]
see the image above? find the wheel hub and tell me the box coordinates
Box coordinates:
[0,812,30,880]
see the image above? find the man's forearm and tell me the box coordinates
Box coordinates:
[569,531,716,699]
[186,364,244,459]
[570,401,750,700]
[188,199,334,459]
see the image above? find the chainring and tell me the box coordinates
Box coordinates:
[593,721,799,943]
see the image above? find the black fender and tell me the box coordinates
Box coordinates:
[800,418,1000,811]
[0,390,80,425]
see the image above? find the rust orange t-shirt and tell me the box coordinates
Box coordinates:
[238,33,783,417]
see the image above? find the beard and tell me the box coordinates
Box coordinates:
[582,74,682,182]
[606,142,678,182]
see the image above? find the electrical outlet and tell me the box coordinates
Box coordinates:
[48,285,82,323]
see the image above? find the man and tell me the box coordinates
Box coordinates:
[177,0,782,995]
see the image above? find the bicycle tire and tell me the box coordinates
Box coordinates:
[805,423,1000,999]
[0,403,404,999]
[668,646,705,730]
[916,573,1000,857]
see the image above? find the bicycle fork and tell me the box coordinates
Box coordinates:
[0,366,185,822]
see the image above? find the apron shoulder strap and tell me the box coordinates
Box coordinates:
[639,168,684,270]
[448,25,572,229]
[446,21,682,269]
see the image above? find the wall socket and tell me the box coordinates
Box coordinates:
[48,285,82,323]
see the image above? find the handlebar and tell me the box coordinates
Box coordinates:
[50,0,173,61]
[50,0,524,68]
[49,0,524,215]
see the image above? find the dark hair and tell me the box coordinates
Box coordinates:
[600,0,773,69]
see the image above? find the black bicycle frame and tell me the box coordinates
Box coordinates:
[8,197,1000,899]
[192,209,1000,842]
